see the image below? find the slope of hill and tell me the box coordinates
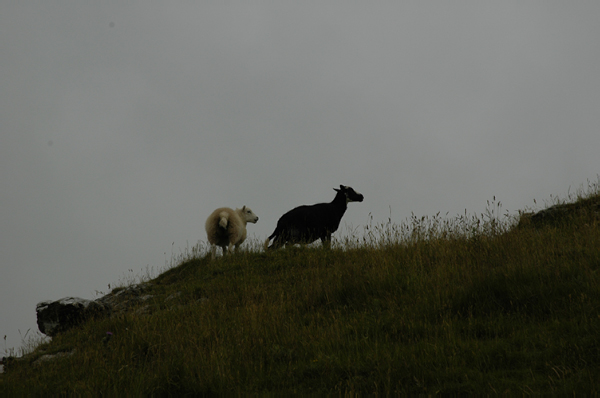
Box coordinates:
[2,185,600,394]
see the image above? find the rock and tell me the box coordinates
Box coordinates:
[36,297,107,337]
[36,283,154,336]
[32,350,75,366]
[518,197,600,229]
[95,282,153,315]
[165,292,182,301]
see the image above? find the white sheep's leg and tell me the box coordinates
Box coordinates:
[210,244,217,260]
[234,242,242,254]
[227,231,240,255]
[218,244,229,258]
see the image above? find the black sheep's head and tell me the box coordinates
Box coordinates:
[335,185,364,203]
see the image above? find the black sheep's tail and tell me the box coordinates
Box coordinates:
[264,228,278,250]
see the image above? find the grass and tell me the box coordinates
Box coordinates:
[2,180,600,394]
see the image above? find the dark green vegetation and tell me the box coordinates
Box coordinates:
[3,185,600,395]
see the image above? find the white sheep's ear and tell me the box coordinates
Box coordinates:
[242,205,246,211]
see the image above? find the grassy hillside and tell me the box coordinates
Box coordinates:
[2,185,600,395]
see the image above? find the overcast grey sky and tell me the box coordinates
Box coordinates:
[2,2,599,353]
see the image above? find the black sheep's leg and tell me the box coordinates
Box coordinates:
[321,234,332,249]
[270,235,284,250]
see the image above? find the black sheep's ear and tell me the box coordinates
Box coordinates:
[334,187,340,192]
[340,185,347,190]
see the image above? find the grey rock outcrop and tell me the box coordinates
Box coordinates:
[36,297,107,337]
[32,350,76,366]
[94,282,153,315]
[518,196,600,229]
[36,283,154,337]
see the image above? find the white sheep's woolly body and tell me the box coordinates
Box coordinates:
[205,206,258,259]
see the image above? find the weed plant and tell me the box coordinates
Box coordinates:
[2,181,600,394]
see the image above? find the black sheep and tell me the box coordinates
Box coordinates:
[264,185,364,249]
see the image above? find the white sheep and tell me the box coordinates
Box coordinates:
[205,206,258,259]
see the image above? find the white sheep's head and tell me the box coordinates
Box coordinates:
[240,206,259,223]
